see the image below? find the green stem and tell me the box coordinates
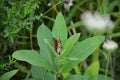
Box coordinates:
[92,48,99,62]
[54,74,57,80]
[41,14,55,22]
[74,66,81,75]
[104,52,110,80]
[62,72,71,79]
[30,30,33,49]
[25,70,31,79]
[30,22,33,49]
[44,0,63,15]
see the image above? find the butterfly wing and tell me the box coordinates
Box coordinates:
[53,38,61,54]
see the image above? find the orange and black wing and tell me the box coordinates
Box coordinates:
[52,38,61,54]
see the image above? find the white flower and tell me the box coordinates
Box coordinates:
[64,0,73,11]
[102,39,118,51]
[48,3,52,6]
[81,11,114,34]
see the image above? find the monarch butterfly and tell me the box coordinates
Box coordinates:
[52,38,62,54]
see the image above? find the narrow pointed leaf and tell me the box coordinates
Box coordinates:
[61,33,80,56]
[84,61,100,77]
[52,12,67,44]
[61,36,105,73]
[0,70,18,80]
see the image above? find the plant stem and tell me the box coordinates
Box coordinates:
[104,52,110,80]
[62,72,71,79]
[30,21,33,49]
[44,0,63,15]
[30,29,33,49]
[41,14,55,22]
[92,47,99,62]
[74,66,81,75]
[110,54,115,80]
[54,74,57,80]
[25,70,31,79]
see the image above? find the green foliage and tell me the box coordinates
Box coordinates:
[12,50,54,72]
[31,65,54,80]
[65,75,91,80]
[61,36,104,73]
[12,13,105,80]
[65,74,112,80]
[0,0,41,56]
[97,74,112,80]
[52,12,67,44]
[0,70,18,80]
[84,61,99,78]
[61,33,80,57]
[1,0,40,43]
[37,24,54,62]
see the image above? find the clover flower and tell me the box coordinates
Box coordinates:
[102,39,118,51]
[64,0,73,11]
[81,11,114,34]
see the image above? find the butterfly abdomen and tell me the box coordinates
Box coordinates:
[52,38,61,54]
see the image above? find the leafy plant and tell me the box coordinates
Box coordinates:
[12,13,105,80]
[0,70,18,80]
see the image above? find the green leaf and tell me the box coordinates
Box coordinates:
[111,32,120,38]
[44,39,58,57]
[68,21,83,30]
[84,61,100,77]
[37,24,53,60]
[112,12,120,18]
[65,75,91,80]
[52,12,67,44]
[61,36,105,73]
[102,0,109,13]
[0,70,18,80]
[31,65,54,80]
[37,24,56,72]
[12,50,54,72]
[61,33,80,56]
[25,78,36,80]
[107,0,118,13]
[97,74,112,80]
[67,57,79,61]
